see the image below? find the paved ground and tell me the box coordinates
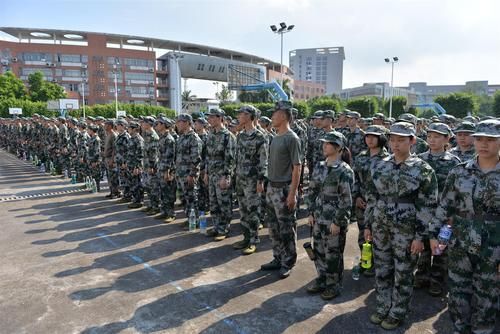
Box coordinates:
[0,149,457,334]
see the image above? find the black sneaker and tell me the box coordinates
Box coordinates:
[278,267,291,279]
[260,259,281,271]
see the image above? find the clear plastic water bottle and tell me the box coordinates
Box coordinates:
[85,176,90,190]
[64,169,68,179]
[199,211,207,235]
[40,163,46,173]
[434,224,452,255]
[352,256,361,281]
[71,174,76,184]
[188,208,197,232]
[91,179,97,193]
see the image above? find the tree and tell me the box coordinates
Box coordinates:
[308,96,342,113]
[346,97,379,117]
[493,91,500,118]
[383,96,407,119]
[238,91,272,103]
[282,78,293,98]
[0,71,27,100]
[215,84,234,103]
[434,92,478,118]
[476,94,494,117]
[27,71,66,102]
[181,90,196,102]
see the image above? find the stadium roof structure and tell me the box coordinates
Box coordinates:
[0,27,280,67]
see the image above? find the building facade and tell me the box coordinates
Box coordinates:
[293,80,326,100]
[289,47,344,95]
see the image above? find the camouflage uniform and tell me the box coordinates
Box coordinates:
[76,125,90,181]
[157,126,176,218]
[86,129,102,191]
[206,126,236,235]
[412,136,429,154]
[103,126,119,196]
[58,121,70,175]
[235,127,268,245]
[346,127,367,160]
[415,149,461,289]
[175,127,202,215]
[143,125,160,210]
[197,130,210,212]
[430,120,500,334]
[127,128,145,204]
[449,146,475,162]
[115,127,131,200]
[368,123,438,323]
[307,155,354,294]
[353,145,390,251]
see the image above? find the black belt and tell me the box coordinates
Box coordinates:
[269,181,291,188]
[378,195,414,204]
[457,212,500,221]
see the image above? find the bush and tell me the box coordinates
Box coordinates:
[434,93,478,118]
[345,97,379,117]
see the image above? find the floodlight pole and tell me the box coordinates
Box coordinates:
[81,80,86,118]
[270,23,294,88]
[385,57,398,119]
[113,64,119,118]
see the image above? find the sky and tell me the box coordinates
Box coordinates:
[2,0,500,98]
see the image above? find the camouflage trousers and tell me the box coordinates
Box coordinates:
[159,172,176,217]
[415,239,448,285]
[208,174,233,235]
[106,161,120,195]
[88,164,101,191]
[144,171,160,209]
[119,167,132,199]
[447,222,499,334]
[130,173,143,203]
[236,177,260,245]
[372,212,418,321]
[76,160,88,181]
[355,206,367,251]
[312,223,347,291]
[58,153,71,175]
[176,175,198,215]
[198,171,209,212]
[266,185,297,269]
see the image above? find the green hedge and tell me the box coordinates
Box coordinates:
[0,98,175,119]
[220,101,311,119]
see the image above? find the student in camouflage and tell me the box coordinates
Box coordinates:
[86,124,102,192]
[306,130,354,299]
[233,105,268,254]
[154,118,177,222]
[127,122,145,209]
[204,108,237,240]
[175,114,203,219]
[142,116,160,215]
[76,122,90,183]
[115,119,132,203]
[397,114,429,154]
[307,111,325,178]
[261,101,302,279]
[353,125,390,277]
[194,117,210,213]
[366,121,438,330]
[345,111,367,160]
[450,121,476,162]
[429,119,500,334]
[415,122,461,296]
[103,120,120,198]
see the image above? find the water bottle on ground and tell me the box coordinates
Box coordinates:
[40,163,46,173]
[64,169,68,179]
[199,211,207,235]
[71,173,77,184]
[434,225,452,255]
[352,256,361,281]
[188,208,197,232]
[91,179,97,193]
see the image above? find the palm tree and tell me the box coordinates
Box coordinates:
[182,90,197,102]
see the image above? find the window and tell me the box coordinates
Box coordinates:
[124,72,154,81]
[21,67,53,77]
[197,63,205,71]
[22,52,52,62]
[58,54,82,63]
[63,69,83,77]
[124,58,153,67]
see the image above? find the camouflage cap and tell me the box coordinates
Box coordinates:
[229,119,240,127]
[237,105,257,116]
[87,116,96,121]
[128,121,140,129]
[78,122,87,129]
[320,130,347,147]
[389,121,416,137]
[115,118,128,127]
[195,117,208,125]
[206,108,225,117]
[291,108,299,117]
[454,121,475,133]
[397,113,418,125]
[346,111,361,119]
[312,110,325,119]
[471,119,500,138]
[274,100,293,111]
[176,113,193,122]
[88,124,99,132]
[259,116,271,125]
[462,115,477,123]
[365,125,389,136]
[322,110,335,119]
[426,122,452,136]
[144,116,156,125]
[95,116,105,121]
[373,113,385,120]
[104,119,115,126]
[439,114,457,124]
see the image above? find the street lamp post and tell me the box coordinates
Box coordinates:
[113,63,120,118]
[384,57,399,119]
[81,79,87,118]
[270,22,295,88]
